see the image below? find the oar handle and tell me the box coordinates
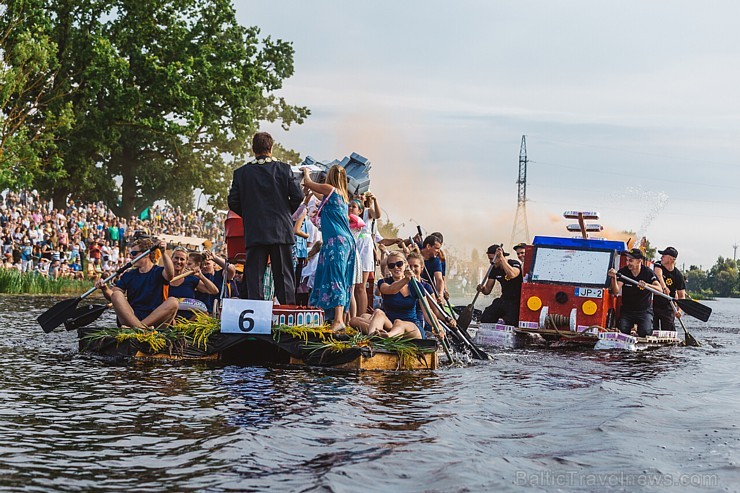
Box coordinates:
[616,273,671,300]
[469,258,497,306]
[410,277,453,361]
[79,246,156,301]
[170,269,194,282]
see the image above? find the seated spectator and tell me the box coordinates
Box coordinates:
[350,252,426,339]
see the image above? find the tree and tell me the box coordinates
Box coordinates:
[685,266,707,294]
[0,4,74,191]
[707,256,738,298]
[1,0,308,216]
[272,141,301,165]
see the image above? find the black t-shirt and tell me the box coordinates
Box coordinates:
[487,259,523,301]
[653,262,686,310]
[618,265,657,312]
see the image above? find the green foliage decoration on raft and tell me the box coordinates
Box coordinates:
[284,328,436,370]
[171,311,221,349]
[83,316,435,368]
[82,312,220,353]
[82,326,180,354]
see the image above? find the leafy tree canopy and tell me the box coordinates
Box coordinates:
[1,0,308,216]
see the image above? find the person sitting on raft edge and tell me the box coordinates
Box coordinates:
[96,237,179,328]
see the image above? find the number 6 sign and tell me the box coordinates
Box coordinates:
[220,298,273,334]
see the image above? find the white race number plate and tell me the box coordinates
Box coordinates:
[220,298,273,334]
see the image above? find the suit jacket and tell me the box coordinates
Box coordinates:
[228,157,304,247]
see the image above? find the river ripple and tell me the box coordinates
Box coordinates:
[0,295,738,492]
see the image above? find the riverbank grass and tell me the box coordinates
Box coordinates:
[0,270,92,295]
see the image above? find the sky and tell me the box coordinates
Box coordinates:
[234,0,740,270]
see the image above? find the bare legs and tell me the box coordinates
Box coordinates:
[330,305,346,332]
[354,271,371,315]
[111,291,179,328]
[349,309,421,339]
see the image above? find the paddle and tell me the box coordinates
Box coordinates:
[170,269,194,283]
[63,303,111,331]
[37,246,155,333]
[457,258,497,332]
[409,277,454,363]
[424,265,490,359]
[672,300,700,347]
[616,273,712,322]
[426,295,490,360]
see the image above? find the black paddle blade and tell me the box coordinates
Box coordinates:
[457,304,474,331]
[676,298,712,322]
[64,304,109,331]
[684,330,701,347]
[37,297,81,333]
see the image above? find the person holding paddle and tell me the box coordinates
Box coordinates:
[478,244,523,326]
[653,246,686,332]
[420,235,445,305]
[607,248,662,337]
[97,237,178,328]
[349,251,443,339]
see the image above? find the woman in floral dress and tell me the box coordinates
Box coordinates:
[301,165,356,331]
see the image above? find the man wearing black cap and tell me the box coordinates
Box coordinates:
[478,244,523,325]
[513,242,527,263]
[607,248,662,337]
[653,246,686,332]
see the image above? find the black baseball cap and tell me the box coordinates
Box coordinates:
[623,248,645,260]
[513,242,527,250]
[658,246,678,258]
[486,244,510,256]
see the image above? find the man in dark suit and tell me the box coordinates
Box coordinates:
[228,132,304,304]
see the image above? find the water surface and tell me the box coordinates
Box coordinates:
[0,296,738,492]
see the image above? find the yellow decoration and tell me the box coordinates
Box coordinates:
[527,296,543,311]
[582,300,598,316]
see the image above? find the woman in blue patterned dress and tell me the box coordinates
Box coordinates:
[302,165,356,331]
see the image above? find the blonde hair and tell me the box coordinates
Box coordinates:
[326,165,349,203]
[387,251,406,263]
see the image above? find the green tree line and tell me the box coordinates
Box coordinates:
[685,257,740,298]
[0,0,308,217]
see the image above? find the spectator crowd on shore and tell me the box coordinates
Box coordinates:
[0,190,226,280]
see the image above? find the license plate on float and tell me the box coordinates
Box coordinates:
[575,287,603,298]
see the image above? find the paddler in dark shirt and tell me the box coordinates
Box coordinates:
[653,246,686,332]
[478,244,523,326]
[98,238,178,328]
[607,248,662,337]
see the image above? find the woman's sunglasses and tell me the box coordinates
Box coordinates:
[388,260,404,269]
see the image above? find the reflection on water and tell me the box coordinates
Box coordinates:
[0,295,738,491]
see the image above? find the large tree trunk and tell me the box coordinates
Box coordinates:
[51,188,69,210]
[118,150,138,219]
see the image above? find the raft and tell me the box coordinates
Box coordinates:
[472,322,683,351]
[77,304,438,371]
[79,329,438,370]
[466,211,694,352]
